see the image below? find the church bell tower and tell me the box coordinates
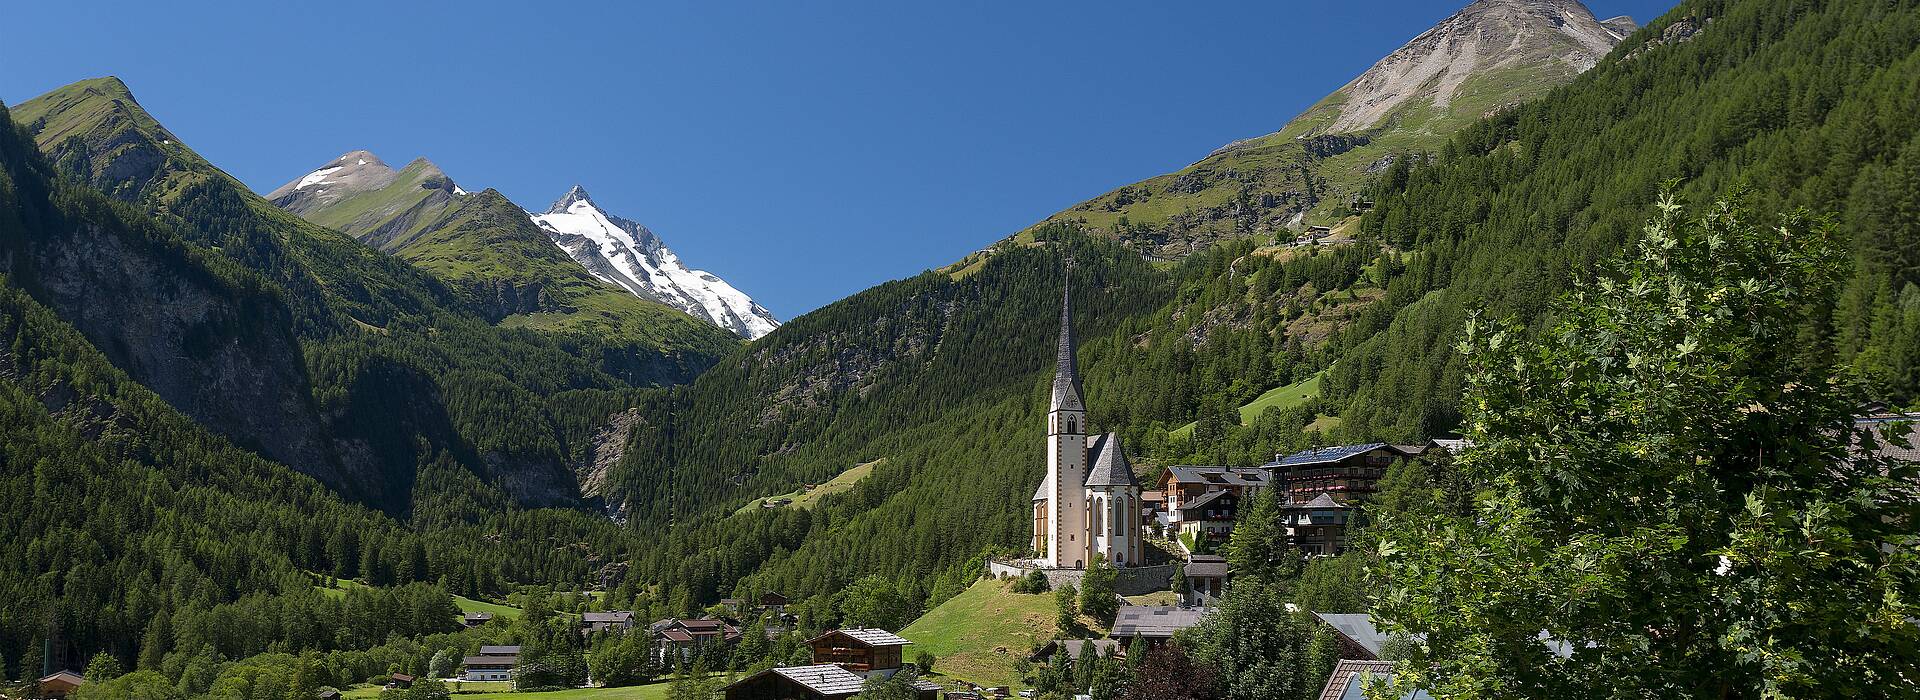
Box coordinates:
[1042,267,1089,568]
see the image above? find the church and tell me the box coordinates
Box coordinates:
[1030,277,1144,569]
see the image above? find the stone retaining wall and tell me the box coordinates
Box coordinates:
[986,559,1175,596]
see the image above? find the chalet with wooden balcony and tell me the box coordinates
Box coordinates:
[1262,443,1424,502]
[806,628,913,679]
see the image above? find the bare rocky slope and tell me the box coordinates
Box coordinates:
[997,0,1638,261]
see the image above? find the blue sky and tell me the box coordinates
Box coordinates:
[0,0,1672,319]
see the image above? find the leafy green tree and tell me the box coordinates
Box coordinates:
[72,671,181,700]
[1223,489,1291,581]
[1054,583,1080,637]
[427,650,456,680]
[1371,198,1920,697]
[1119,645,1215,700]
[839,576,915,630]
[855,667,926,700]
[1013,570,1051,594]
[85,652,125,682]
[586,632,659,688]
[1178,579,1325,700]
[1078,555,1119,625]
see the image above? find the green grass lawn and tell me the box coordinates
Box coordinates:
[312,576,521,620]
[455,595,523,619]
[1171,373,1322,439]
[736,459,884,514]
[900,578,1060,689]
[342,678,721,700]
[1123,590,1181,606]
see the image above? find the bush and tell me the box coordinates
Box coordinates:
[914,651,936,674]
[1011,570,1051,594]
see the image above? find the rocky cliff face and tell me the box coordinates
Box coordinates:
[0,104,346,488]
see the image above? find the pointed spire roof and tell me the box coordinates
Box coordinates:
[1084,433,1137,488]
[1050,265,1086,413]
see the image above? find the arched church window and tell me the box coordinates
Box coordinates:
[1067,417,1077,434]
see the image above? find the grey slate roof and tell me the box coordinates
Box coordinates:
[1110,605,1210,638]
[1286,493,1347,510]
[768,664,866,695]
[1856,413,1920,463]
[1313,613,1392,657]
[1051,272,1085,414]
[1163,466,1267,487]
[812,627,912,647]
[1084,433,1138,487]
[1184,556,1230,578]
[477,645,521,655]
[1176,488,1230,513]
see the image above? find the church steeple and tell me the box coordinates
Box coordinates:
[1050,265,1086,415]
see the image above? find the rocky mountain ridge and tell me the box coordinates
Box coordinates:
[533,186,779,340]
[1310,0,1637,134]
[267,157,777,339]
[1003,0,1638,260]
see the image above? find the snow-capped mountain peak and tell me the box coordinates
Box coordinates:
[531,186,778,339]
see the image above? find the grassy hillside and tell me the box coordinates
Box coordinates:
[289,157,461,250]
[734,458,884,513]
[1003,24,1607,260]
[1171,373,1322,439]
[900,579,1062,689]
[316,577,523,619]
[389,188,738,359]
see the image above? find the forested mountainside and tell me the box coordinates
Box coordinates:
[1009,0,1637,259]
[603,0,1920,618]
[9,77,726,511]
[0,100,638,680]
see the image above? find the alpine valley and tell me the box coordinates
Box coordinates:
[1,0,1917,698]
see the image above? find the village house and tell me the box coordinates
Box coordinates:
[1263,443,1424,502]
[37,671,84,699]
[1182,554,1230,607]
[761,592,790,613]
[461,611,493,628]
[1156,466,1267,542]
[462,645,520,682]
[722,628,936,700]
[650,617,743,661]
[720,664,937,700]
[581,610,636,634]
[807,628,914,679]
[1108,605,1210,648]
[1283,494,1354,555]
[385,674,415,690]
